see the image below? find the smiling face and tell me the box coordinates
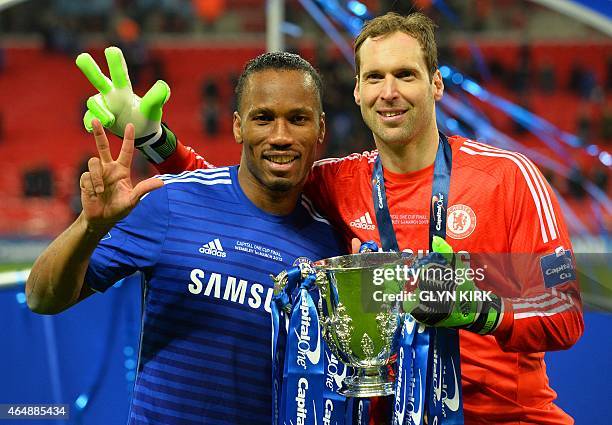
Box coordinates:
[354,31,443,149]
[234,69,325,196]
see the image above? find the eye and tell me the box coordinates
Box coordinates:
[253,114,273,124]
[397,70,415,80]
[365,73,383,82]
[290,115,309,125]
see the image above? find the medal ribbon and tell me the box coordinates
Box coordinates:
[371,134,464,424]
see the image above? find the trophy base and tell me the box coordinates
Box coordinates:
[339,367,395,398]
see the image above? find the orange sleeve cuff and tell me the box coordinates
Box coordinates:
[155,140,194,175]
[494,298,514,338]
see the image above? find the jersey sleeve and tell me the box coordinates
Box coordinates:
[84,185,171,293]
[493,156,584,352]
[303,158,341,222]
[304,153,373,235]
[155,141,215,174]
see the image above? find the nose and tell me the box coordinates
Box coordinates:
[269,119,293,147]
[380,75,399,102]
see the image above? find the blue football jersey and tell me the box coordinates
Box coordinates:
[85,166,344,425]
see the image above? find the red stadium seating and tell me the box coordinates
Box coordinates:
[0,43,609,237]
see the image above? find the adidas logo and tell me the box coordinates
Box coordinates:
[199,238,227,258]
[350,212,376,230]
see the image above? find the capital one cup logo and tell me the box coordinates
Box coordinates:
[407,350,423,425]
[433,193,445,232]
[326,351,348,391]
[433,343,442,408]
[295,293,321,369]
[375,177,384,209]
[394,345,423,425]
[322,399,333,425]
[295,377,309,424]
[394,347,407,425]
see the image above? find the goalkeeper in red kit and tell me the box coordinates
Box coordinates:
[76,13,583,425]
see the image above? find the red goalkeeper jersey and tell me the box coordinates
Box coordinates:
[158,135,583,425]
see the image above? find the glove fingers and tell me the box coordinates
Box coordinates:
[105,47,132,90]
[140,80,170,121]
[76,53,113,95]
[83,110,95,133]
[86,95,116,128]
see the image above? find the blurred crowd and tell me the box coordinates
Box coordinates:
[0,0,610,237]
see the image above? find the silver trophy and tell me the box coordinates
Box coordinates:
[312,252,411,397]
[272,252,412,397]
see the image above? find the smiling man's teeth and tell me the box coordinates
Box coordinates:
[381,111,403,117]
[267,156,295,164]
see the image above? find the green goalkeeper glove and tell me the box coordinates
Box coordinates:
[406,236,503,335]
[76,46,176,163]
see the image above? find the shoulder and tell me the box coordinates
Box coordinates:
[299,195,345,244]
[157,167,233,187]
[300,195,332,226]
[156,167,235,198]
[451,136,560,241]
[451,136,543,185]
[312,150,377,178]
[298,195,344,254]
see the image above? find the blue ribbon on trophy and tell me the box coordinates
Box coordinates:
[427,328,464,424]
[271,266,301,425]
[344,398,370,425]
[324,346,349,424]
[283,272,325,425]
[391,311,430,425]
[272,264,350,425]
[356,399,371,425]
[372,133,464,424]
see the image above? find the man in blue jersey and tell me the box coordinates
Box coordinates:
[26,52,343,425]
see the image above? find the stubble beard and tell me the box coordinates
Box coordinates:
[366,110,417,147]
[265,178,293,193]
[249,164,294,194]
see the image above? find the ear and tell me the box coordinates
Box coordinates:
[233,111,243,144]
[353,76,361,106]
[432,69,444,101]
[318,112,326,144]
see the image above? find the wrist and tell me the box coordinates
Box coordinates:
[78,213,115,241]
[135,123,177,164]
[465,293,503,335]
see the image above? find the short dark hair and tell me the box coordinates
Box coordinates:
[235,51,323,113]
[354,12,438,81]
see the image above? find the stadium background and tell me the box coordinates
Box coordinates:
[0,0,609,423]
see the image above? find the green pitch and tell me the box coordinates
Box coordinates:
[0,263,32,273]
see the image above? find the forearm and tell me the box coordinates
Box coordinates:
[26,213,110,314]
[493,286,584,352]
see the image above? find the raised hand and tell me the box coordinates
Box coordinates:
[76,47,170,142]
[80,119,164,229]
